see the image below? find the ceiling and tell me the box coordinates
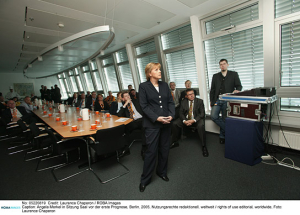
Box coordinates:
[0,0,239,76]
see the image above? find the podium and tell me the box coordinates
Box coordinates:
[225,117,264,166]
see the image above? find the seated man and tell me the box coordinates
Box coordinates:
[117,92,146,158]
[129,89,139,100]
[68,93,78,106]
[76,93,88,108]
[171,89,208,157]
[87,91,97,110]
[30,93,38,102]
[179,80,198,104]
[1,100,31,124]
[110,92,123,115]
[86,91,91,99]
[19,96,36,113]
[12,97,21,106]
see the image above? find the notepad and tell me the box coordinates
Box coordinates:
[115,118,130,122]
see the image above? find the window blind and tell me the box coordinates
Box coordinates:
[70,76,78,92]
[281,20,300,87]
[104,65,119,92]
[90,60,98,70]
[275,0,300,18]
[204,26,264,99]
[84,72,94,92]
[116,48,129,63]
[281,98,300,112]
[59,79,68,99]
[161,25,193,50]
[64,79,70,92]
[135,41,156,55]
[205,3,259,34]
[102,57,114,66]
[76,76,83,91]
[136,54,158,82]
[82,65,89,72]
[165,48,198,88]
[92,71,103,91]
[119,63,134,89]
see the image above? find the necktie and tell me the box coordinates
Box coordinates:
[12,108,17,118]
[127,103,134,119]
[171,91,175,101]
[93,100,95,106]
[188,101,193,120]
[100,103,104,109]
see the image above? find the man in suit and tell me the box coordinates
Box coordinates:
[85,91,91,99]
[179,80,198,104]
[67,93,78,106]
[54,84,61,103]
[117,92,146,158]
[210,59,242,144]
[87,91,97,110]
[129,89,139,100]
[1,100,31,124]
[171,89,208,157]
[76,93,88,108]
[169,82,181,119]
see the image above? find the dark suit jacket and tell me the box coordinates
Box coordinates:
[179,98,205,123]
[94,100,109,111]
[110,101,119,115]
[1,106,30,124]
[117,99,143,118]
[0,102,7,116]
[139,81,175,128]
[75,98,89,108]
[179,89,198,104]
[210,70,242,106]
[67,97,78,106]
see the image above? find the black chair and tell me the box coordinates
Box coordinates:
[36,129,85,173]
[88,124,129,184]
[0,118,25,143]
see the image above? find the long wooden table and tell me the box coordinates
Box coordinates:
[33,106,133,138]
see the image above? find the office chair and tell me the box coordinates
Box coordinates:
[88,124,129,184]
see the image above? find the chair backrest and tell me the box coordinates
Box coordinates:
[92,124,126,155]
[17,120,28,131]
[28,123,40,138]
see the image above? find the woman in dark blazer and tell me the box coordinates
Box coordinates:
[138,62,175,192]
[94,94,109,112]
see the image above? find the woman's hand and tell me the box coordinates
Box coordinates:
[157,116,172,124]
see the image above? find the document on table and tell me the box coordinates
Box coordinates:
[115,118,130,122]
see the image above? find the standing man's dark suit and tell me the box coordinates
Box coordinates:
[172,98,205,144]
[139,81,175,186]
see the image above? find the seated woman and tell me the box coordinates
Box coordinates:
[94,94,109,112]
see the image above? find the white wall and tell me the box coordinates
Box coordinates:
[0,72,58,99]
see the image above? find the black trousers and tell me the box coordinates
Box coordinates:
[140,125,171,185]
[125,118,146,150]
[171,118,206,146]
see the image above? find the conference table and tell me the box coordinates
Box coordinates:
[33,106,132,138]
[32,106,133,182]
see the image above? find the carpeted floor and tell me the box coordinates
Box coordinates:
[0,132,300,200]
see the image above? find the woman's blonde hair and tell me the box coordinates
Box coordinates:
[145,62,161,81]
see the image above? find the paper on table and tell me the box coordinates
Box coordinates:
[115,118,130,122]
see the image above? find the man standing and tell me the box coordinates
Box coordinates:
[40,85,44,100]
[210,59,242,144]
[54,84,61,103]
[171,89,208,157]
[169,82,181,119]
[5,86,20,100]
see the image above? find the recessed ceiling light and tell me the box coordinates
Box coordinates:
[58,23,64,28]
[26,36,30,39]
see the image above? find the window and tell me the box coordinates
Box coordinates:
[205,3,259,34]
[165,48,198,88]
[74,68,83,92]
[104,65,119,92]
[161,25,193,50]
[58,74,68,99]
[135,40,159,83]
[90,60,103,91]
[84,72,94,92]
[136,54,159,82]
[204,26,264,95]
[278,19,300,112]
[281,98,300,112]
[275,0,300,18]
[68,70,78,92]
[116,49,134,89]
